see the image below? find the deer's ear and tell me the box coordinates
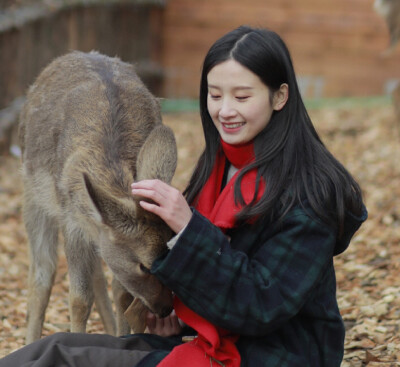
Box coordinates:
[83,173,135,228]
[136,125,177,183]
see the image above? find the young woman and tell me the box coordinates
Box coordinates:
[0,26,367,367]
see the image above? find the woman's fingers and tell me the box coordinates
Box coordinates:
[131,179,170,198]
[146,311,183,337]
[146,311,157,332]
[131,180,165,203]
[131,180,192,233]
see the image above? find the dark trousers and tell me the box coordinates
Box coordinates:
[0,332,153,367]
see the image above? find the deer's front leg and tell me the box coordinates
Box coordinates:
[64,232,96,333]
[112,277,133,336]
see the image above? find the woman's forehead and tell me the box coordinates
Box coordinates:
[207,60,265,89]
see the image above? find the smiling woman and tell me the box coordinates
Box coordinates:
[207,59,288,145]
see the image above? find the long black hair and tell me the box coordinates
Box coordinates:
[184,26,363,235]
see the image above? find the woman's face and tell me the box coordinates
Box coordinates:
[207,59,281,145]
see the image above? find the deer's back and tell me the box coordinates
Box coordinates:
[19,51,162,216]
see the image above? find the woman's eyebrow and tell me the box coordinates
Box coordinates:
[207,84,253,91]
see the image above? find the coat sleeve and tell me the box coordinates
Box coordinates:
[151,208,337,336]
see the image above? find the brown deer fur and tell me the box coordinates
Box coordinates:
[19,51,177,344]
[374,0,400,54]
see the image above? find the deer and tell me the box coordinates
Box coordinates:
[374,0,400,123]
[374,0,400,56]
[19,51,177,344]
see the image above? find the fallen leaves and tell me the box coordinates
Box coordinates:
[0,104,399,366]
[315,104,400,366]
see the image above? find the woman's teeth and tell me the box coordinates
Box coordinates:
[223,122,244,129]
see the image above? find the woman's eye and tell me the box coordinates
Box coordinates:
[236,96,249,101]
[210,94,221,100]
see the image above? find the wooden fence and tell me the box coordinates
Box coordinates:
[0,0,165,153]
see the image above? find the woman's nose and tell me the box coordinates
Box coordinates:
[219,99,237,119]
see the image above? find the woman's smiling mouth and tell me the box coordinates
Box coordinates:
[221,122,245,131]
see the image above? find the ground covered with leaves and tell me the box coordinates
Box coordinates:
[0,103,399,365]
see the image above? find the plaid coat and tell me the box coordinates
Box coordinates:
[136,204,367,367]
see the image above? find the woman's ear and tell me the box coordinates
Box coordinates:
[272,83,289,111]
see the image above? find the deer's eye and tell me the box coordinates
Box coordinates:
[139,263,151,274]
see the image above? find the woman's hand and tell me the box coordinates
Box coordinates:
[131,179,192,234]
[146,310,183,337]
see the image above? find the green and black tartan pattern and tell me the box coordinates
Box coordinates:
[137,205,366,367]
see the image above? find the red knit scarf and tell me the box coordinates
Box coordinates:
[195,139,264,228]
[158,140,264,367]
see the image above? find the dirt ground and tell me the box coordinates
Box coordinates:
[0,105,400,366]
